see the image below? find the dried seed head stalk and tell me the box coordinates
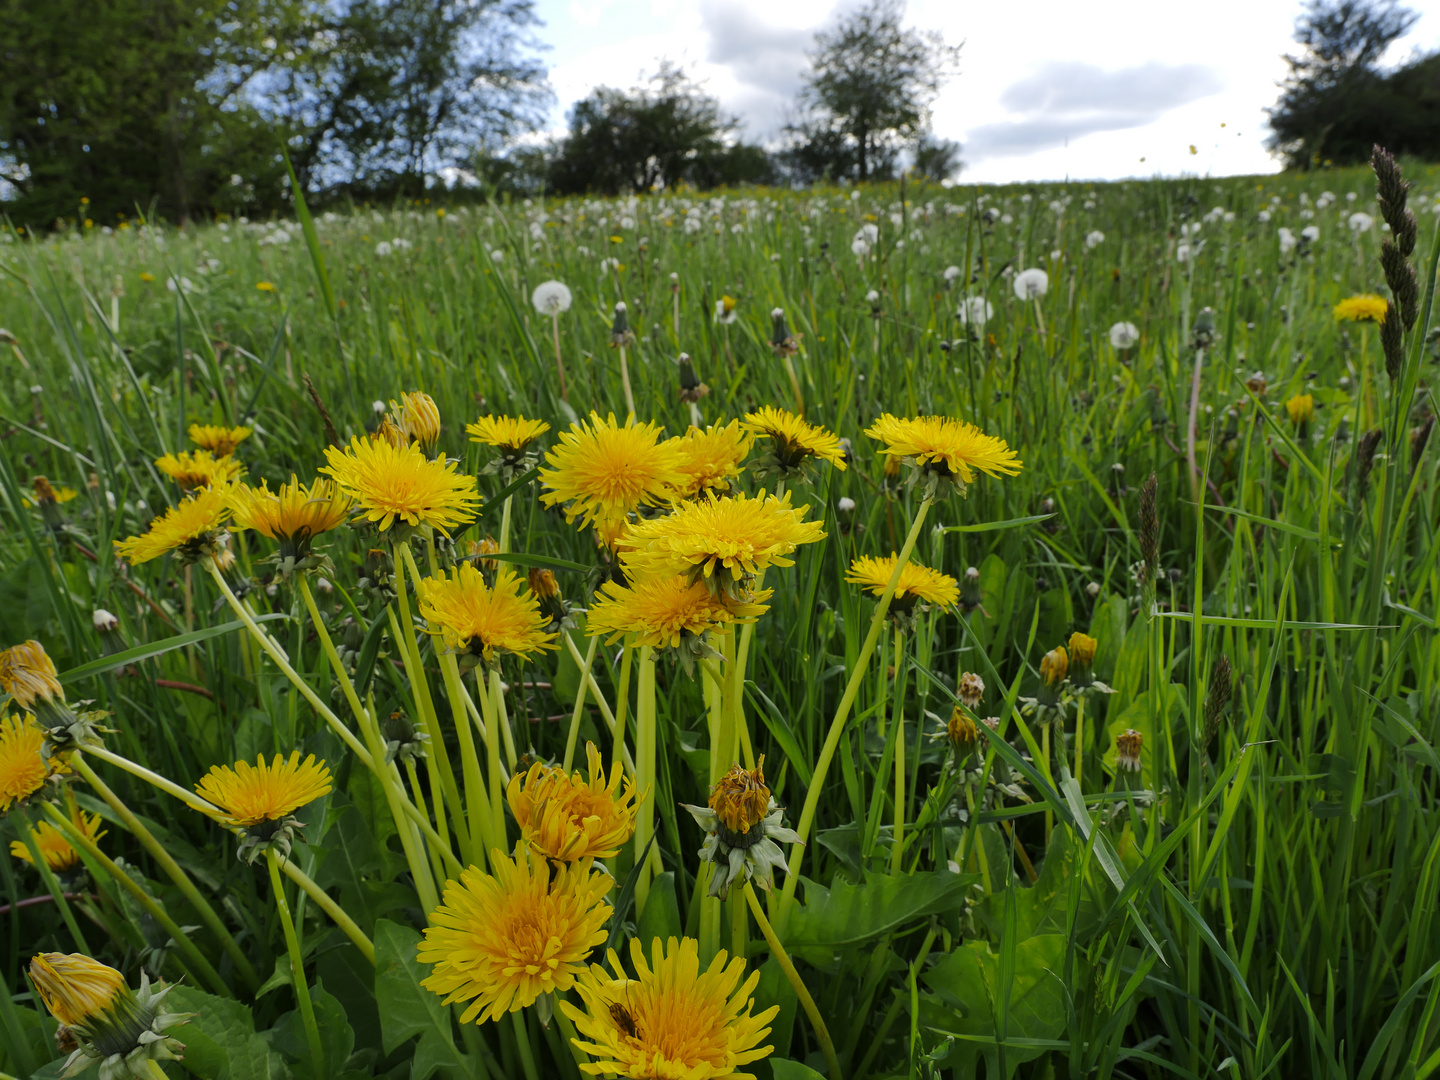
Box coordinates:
[1202,654,1232,751]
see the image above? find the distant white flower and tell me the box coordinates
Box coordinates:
[850,190,861,201]
[375,240,393,256]
[1176,240,1204,262]
[1000,213,1014,225]
[1257,210,1272,224]
[1223,211,1236,223]
[942,265,961,282]
[1049,248,1061,262]
[372,400,387,414]
[1278,227,1296,254]
[392,237,412,251]
[620,216,636,230]
[1012,268,1048,301]
[684,217,702,234]
[957,296,994,325]
[531,280,573,316]
[1346,191,1358,202]
[1109,321,1140,349]
[837,497,856,513]
[1085,230,1105,249]
[1301,225,1320,242]
[851,237,870,257]
[166,276,195,294]
[1347,212,1375,232]
[865,289,880,304]
[858,223,879,244]
[490,249,505,263]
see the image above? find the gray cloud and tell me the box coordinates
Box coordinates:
[700,0,814,135]
[967,62,1223,159]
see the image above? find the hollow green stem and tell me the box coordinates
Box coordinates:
[72,755,259,990]
[278,858,376,966]
[562,632,600,775]
[439,649,493,863]
[745,883,841,1080]
[512,1009,542,1080]
[891,628,907,874]
[777,496,932,931]
[634,645,657,914]
[562,631,635,776]
[267,849,326,1079]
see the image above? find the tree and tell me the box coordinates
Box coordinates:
[547,64,774,195]
[1267,0,1429,168]
[783,0,959,183]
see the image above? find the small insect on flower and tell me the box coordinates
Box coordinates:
[187,423,252,457]
[563,937,778,1080]
[417,846,613,1025]
[194,751,332,862]
[1333,294,1388,323]
[30,952,191,1080]
[507,742,641,861]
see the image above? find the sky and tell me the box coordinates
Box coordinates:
[528,0,1440,184]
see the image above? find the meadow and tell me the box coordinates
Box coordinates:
[1,157,1440,1080]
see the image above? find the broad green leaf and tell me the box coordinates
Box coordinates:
[975,828,1106,941]
[785,869,980,954]
[374,919,468,1080]
[770,1061,829,1080]
[169,985,257,1079]
[271,980,354,1078]
[57,614,288,684]
[637,871,682,944]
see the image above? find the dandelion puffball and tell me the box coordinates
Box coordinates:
[1012,268,1048,301]
[942,265,961,282]
[957,296,994,325]
[1347,212,1374,232]
[1085,230,1105,249]
[851,237,870,257]
[1109,322,1140,349]
[531,280,573,316]
[1301,225,1320,242]
[1278,227,1296,254]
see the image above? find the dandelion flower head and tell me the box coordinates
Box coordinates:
[320,434,480,535]
[507,742,640,861]
[866,414,1023,485]
[466,415,551,453]
[154,450,244,491]
[669,420,752,500]
[742,406,847,474]
[115,484,232,565]
[587,575,771,649]
[531,280,574,316]
[11,810,106,872]
[187,423,252,457]
[194,751,332,828]
[417,564,558,665]
[540,413,683,535]
[846,553,959,607]
[0,713,48,811]
[1333,294,1388,323]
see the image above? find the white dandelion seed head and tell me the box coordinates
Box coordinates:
[1109,321,1140,349]
[531,280,573,316]
[1012,267,1049,301]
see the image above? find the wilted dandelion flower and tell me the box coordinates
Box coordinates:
[116,484,232,565]
[418,846,612,1025]
[866,414,1022,497]
[742,405,846,479]
[320,434,480,536]
[1333,294,1388,323]
[187,423,252,457]
[1116,728,1143,772]
[506,742,640,861]
[1012,267,1048,300]
[531,280,573,315]
[1285,393,1315,426]
[539,413,683,536]
[11,810,106,873]
[417,564,558,667]
[846,553,959,612]
[30,953,190,1080]
[946,706,980,759]
[1109,322,1140,349]
[620,491,826,589]
[683,757,800,898]
[564,937,777,1079]
[154,450,244,491]
[227,477,351,574]
[0,713,48,810]
[958,672,985,709]
[1041,646,1068,688]
[668,420,752,500]
[957,296,994,325]
[194,751,332,861]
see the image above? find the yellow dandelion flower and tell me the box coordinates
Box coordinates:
[539,413,684,534]
[563,936,777,1079]
[669,420,752,500]
[11,810,106,872]
[320,434,480,536]
[743,405,847,473]
[466,414,551,452]
[1285,393,1315,426]
[586,575,771,649]
[1041,646,1068,688]
[115,484,231,565]
[709,758,772,838]
[393,391,442,446]
[417,564,558,665]
[0,641,65,713]
[865,413,1023,485]
[256,281,277,292]
[507,742,641,861]
[845,553,959,607]
[187,423,252,457]
[620,491,826,583]
[23,477,80,508]
[1067,632,1097,668]
[418,846,613,1025]
[154,450,245,491]
[227,477,351,566]
[193,751,332,828]
[29,953,126,1028]
[0,713,48,811]
[1333,294,1388,323]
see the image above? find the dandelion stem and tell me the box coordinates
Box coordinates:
[71,755,260,990]
[439,649,494,863]
[266,849,327,1080]
[777,496,932,931]
[511,1009,542,1080]
[561,633,599,774]
[552,311,568,402]
[744,882,842,1080]
[561,631,634,775]
[618,344,635,419]
[891,628,907,875]
[277,858,376,965]
[634,645,657,915]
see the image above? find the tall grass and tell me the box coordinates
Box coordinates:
[3,162,1440,1079]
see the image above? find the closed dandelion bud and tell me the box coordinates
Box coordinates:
[30,953,192,1080]
[1202,654,1232,750]
[382,709,428,764]
[676,353,708,404]
[958,672,985,709]
[1355,427,1383,501]
[1116,728,1143,772]
[1138,472,1160,582]
[770,307,800,357]
[1067,632,1097,687]
[948,706,979,759]
[1041,646,1067,688]
[528,567,567,629]
[836,496,857,535]
[669,271,679,292]
[395,391,442,448]
[960,566,982,612]
[92,609,125,657]
[1192,307,1216,350]
[609,302,632,346]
